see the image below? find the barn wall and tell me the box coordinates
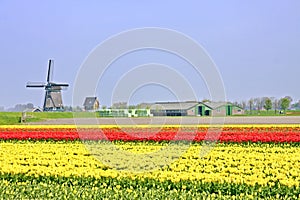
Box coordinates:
[187,108,196,116]
[232,107,244,115]
[211,106,227,116]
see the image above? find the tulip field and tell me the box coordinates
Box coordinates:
[1,124,300,199]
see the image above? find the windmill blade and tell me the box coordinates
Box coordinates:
[45,83,69,91]
[52,83,69,91]
[52,83,69,87]
[27,85,45,88]
[26,81,45,88]
[46,59,54,82]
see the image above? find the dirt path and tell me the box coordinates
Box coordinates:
[28,116,300,125]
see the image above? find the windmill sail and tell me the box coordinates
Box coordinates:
[46,59,54,83]
[26,82,46,87]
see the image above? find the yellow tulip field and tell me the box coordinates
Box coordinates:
[0,125,300,199]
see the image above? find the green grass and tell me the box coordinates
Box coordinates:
[242,110,300,116]
[0,112,94,125]
[0,173,299,199]
[1,110,300,125]
[0,112,23,125]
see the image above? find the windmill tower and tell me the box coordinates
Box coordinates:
[26,60,69,111]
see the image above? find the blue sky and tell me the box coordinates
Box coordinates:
[1,1,300,108]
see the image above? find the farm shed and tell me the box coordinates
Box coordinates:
[83,97,100,111]
[200,102,244,116]
[151,101,199,116]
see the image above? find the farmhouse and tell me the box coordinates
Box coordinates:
[83,97,100,111]
[150,101,244,116]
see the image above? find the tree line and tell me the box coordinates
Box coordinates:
[233,96,296,114]
[1,96,299,113]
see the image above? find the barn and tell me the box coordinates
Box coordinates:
[151,101,244,116]
[151,101,199,116]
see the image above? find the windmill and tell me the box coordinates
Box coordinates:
[26,59,69,111]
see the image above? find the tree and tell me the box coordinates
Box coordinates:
[248,99,254,114]
[64,106,73,112]
[73,106,83,112]
[280,97,291,114]
[263,98,272,112]
[7,103,35,112]
[284,96,293,103]
[241,101,247,110]
[111,102,127,109]
[273,99,279,114]
[253,98,263,113]
[26,103,34,109]
[233,101,239,106]
[128,105,136,109]
[202,99,211,103]
[291,100,300,110]
[261,97,269,109]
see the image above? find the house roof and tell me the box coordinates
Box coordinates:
[201,102,243,109]
[83,97,98,106]
[130,101,244,111]
[153,101,199,110]
[23,108,43,112]
[201,102,228,109]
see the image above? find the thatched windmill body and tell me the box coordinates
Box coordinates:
[26,60,69,111]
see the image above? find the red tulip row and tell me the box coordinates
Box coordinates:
[2,126,300,132]
[0,128,300,142]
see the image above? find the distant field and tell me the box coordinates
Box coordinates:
[244,110,300,116]
[1,111,300,125]
[286,111,300,116]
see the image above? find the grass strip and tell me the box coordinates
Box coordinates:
[0,173,299,199]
